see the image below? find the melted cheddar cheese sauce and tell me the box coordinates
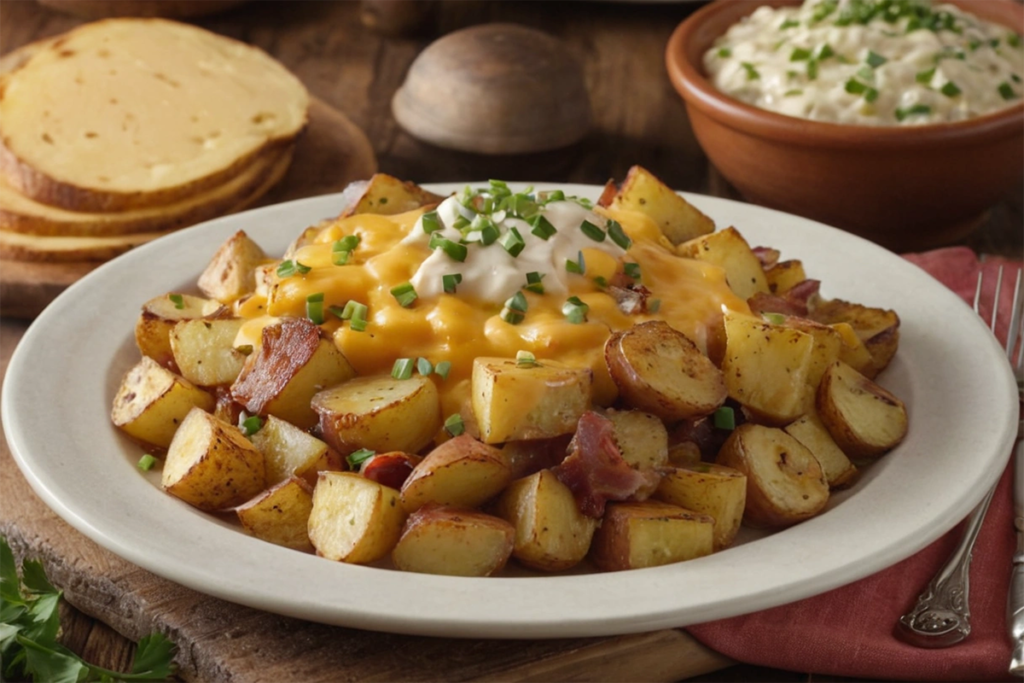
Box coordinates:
[235,196,751,419]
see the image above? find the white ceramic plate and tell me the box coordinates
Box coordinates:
[4,184,1018,639]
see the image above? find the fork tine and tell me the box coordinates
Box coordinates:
[1008,268,1023,371]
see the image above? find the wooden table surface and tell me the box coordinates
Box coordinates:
[1,1,1021,681]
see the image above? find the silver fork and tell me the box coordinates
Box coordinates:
[896,266,1023,653]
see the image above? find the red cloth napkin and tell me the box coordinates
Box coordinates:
[686,247,1022,682]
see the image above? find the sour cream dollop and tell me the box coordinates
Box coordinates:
[704,0,1024,126]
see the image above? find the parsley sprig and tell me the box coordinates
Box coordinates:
[1,536,177,682]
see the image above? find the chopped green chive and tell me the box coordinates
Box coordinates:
[240,415,264,436]
[333,235,360,252]
[543,190,565,203]
[940,81,961,97]
[168,293,184,309]
[276,260,311,278]
[717,47,732,58]
[434,360,452,380]
[607,220,631,250]
[516,350,538,367]
[624,262,641,280]
[580,220,606,242]
[915,67,936,84]
[306,292,325,324]
[525,271,545,294]
[565,250,586,275]
[648,299,662,313]
[998,82,1019,100]
[340,300,368,331]
[740,62,760,80]
[442,273,462,294]
[895,104,933,121]
[421,210,441,234]
[763,312,786,325]
[390,282,418,308]
[1008,33,1022,48]
[529,215,557,240]
[429,234,468,262]
[392,358,415,380]
[562,296,589,324]
[866,51,887,68]
[347,448,375,469]
[857,65,875,80]
[137,454,158,471]
[444,413,465,437]
[593,276,609,288]
[332,250,351,265]
[780,18,799,29]
[815,43,835,60]
[501,291,528,325]
[499,227,526,257]
[416,357,433,375]
[806,59,819,79]
[712,406,736,430]
[328,304,347,319]
[784,89,804,97]
[790,47,812,62]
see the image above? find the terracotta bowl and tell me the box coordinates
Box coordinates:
[665,0,1024,251]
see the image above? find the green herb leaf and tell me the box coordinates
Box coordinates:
[421,210,442,234]
[416,357,433,375]
[790,47,812,62]
[998,82,1019,100]
[940,81,961,97]
[895,103,933,121]
[276,260,311,278]
[434,361,452,380]
[866,50,887,68]
[444,414,465,437]
[137,454,158,471]
[717,47,732,58]
[815,43,835,60]
[580,220,606,242]
[524,271,545,294]
[390,282,418,308]
[442,273,462,294]
[429,234,468,262]
[499,227,526,257]
[391,358,415,380]
[915,67,936,84]
[565,250,586,275]
[346,449,375,469]
[168,294,184,310]
[529,215,557,240]
[306,292,325,324]
[740,62,760,80]
[607,220,631,250]
[240,415,263,436]
[131,633,178,679]
[783,89,804,97]
[562,296,589,324]
[333,235,360,252]
[780,18,799,29]
[806,59,819,79]
[713,406,736,430]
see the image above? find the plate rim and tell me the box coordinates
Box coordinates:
[3,184,1018,639]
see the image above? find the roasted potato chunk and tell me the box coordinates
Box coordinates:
[336,173,445,218]
[400,435,512,513]
[134,293,224,368]
[391,505,514,577]
[231,318,356,430]
[816,361,908,461]
[197,230,267,304]
[605,321,726,421]
[170,318,247,387]
[250,415,341,487]
[721,313,815,425]
[496,470,597,572]
[784,412,858,489]
[308,472,405,564]
[161,408,266,511]
[598,165,715,245]
[471,357,592,444]
[716,423,829,529]
[605,409,669,471]
[765,260,807,295]
[654,463,747,551]
[808,299,900,378]
[236,476,314,551]
[111,356,214,448]
[501,436,571,480]
[589,501,714,571]
[677,227,769,300]
[313,375,441,456]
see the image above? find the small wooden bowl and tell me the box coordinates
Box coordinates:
[36,0,248,18]
[666,0,1024,251]
[393,23,592,155]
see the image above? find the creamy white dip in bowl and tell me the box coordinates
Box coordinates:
[666,0,1024,251]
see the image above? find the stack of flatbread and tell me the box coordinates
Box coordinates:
[0,18,309,262]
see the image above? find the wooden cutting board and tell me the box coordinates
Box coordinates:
[0,97,377,319]
[0,320,733,682]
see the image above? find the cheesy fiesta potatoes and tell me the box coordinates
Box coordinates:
[112,168,909,577]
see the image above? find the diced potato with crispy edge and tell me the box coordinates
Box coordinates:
[589,501,714,572]
[667,441,702,467]
[816,361,908,461]
[400,435,512,513]
[780,317,844,412]
[784,412,858,489]
[597,165,715,245]
[391,505,514,577]
[111,356,214,448]
[764,260,807,295]
[197,230,267,304]
[721,313,815,425]
[831,322,877,379]
[654,464,747,551]
[250,415,342,487]
[212,386,245,427]
[337,173,445,218]
[677,227,770,300]
[161,408,266,511]
[359,452,422,491]
[308,472,405,565]
[170,318,248,387]
[313,375,441,456]
[236,476,314,551]
[716,423,829,529]
[606,409,669,471]
[134,293,225,369]
[495,469,597,572]
[502,436,571,480]
[808,299,900,378]
[471,357,592,444]
[605,321,726,421]
[231,318,356,430]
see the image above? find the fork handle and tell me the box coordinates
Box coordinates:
[896,487,994,647]
[1010,555,1023,676]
